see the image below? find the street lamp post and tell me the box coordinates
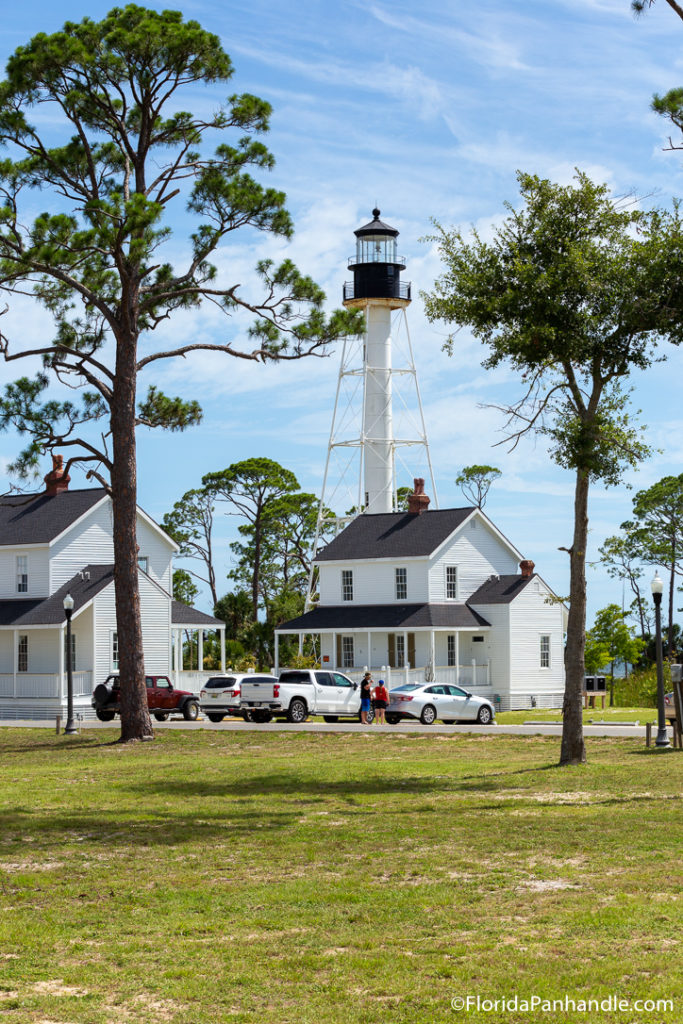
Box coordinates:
[650,573,670,750]
[63,593,77,736]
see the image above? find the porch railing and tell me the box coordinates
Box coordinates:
[341,664,492,689]
[0,671,92,698]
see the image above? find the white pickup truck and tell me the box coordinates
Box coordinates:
[240,669,372,723]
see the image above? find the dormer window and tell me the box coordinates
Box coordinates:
[16,555,28,593]
[341,570,353,602]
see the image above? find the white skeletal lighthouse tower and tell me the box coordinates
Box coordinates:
[305,209,437,609]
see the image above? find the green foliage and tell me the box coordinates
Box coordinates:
[584,631,611,675]
[164,487,218,604]
[611,664,665,708]
[172,568,199,606]
[455,464,501,508]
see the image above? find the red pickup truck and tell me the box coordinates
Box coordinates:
[91,675,199,722]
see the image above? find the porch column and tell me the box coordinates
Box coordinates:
[58,626,65,698]
[430,630,435,677]
[298,634,303,657]
[471,658,476,686]
[367,630,371,671]
[403,630,409,684]
[487,657,491,687]
[175,629,182,687]
[274,632,280,675]
[220,627,225,674]
[198,629,204,673]
[331,631,337,669]
[455,631,460,687]
[12,629,17,698]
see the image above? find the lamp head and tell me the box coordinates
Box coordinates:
[63,593,75,612]
[651,573,664,597]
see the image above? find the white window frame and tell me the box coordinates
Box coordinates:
[16,555,28,594]
[341,570,353,602]
[341,635,354,668]
[447,634,456,667]
[540,634,551,669]
[138,556,149,573]
[17,634,28,673]
[395,567,407,601]
[395,634,406,668]
[111,630,119,671]
[445,565,458,600]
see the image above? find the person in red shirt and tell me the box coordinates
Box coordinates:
[373,679,389,724]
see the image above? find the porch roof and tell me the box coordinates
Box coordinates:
[277,602,491,632]
[0,564,114,627]
[171,601,223,628]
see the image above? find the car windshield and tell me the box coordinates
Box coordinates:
[392,684,422,692]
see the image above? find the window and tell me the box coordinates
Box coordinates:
[540,635,550,668]
[64,632,76,671]
[17,635,28,673]
[447,634,456,667]
[395,634,406,668]
[112,632,119,671]
[395,567,407,601]
[341,570,353,602]
[16,555,28,594]
[333,672,353,688]
[138,556,149,573]
[341,636,354,668]
[446,565,458,600]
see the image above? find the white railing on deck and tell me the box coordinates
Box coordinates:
[341,664,492,689]
[0,671,92,698]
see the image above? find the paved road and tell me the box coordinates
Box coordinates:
[0,718,662,739]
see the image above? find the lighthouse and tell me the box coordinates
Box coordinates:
[304,208,437,610]
[343,208,411,514]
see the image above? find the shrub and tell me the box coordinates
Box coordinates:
[612,664,670,707]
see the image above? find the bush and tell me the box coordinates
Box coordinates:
[611,664,670,708]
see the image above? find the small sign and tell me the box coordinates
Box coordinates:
[322,655,329,662]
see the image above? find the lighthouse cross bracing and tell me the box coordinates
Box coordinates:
[305,209,437,611]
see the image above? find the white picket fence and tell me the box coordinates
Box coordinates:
[0,671,92,699]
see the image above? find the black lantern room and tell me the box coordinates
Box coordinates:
[343,209,411,303]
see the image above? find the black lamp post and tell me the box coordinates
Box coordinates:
[650,573,670,749]
[63,593,77,735]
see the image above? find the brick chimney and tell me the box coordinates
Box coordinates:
[520,559,535,578]
[44,454,70,496]
[407,477,430,515]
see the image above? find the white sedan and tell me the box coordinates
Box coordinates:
[386,683,495,725]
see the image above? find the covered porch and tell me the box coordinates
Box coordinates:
[171,601,226,691]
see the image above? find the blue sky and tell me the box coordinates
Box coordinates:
[2,0,683,622]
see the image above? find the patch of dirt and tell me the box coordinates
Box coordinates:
[0,991,19,999]
[516,878,579,893]
[1,860,65,873]
[33,980,88,997]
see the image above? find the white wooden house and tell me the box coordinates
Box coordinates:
[276,486,566,710]
[0,461,224,719]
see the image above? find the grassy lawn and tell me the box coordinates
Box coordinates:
[0,730,680,1024]
[496,707,658,725]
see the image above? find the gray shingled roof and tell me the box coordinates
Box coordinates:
[0,488,108,546]
[278,603,490,632]
[0,564,114,626]
[468,575,535,604]
[172,601,223,627]
[316,508,474,562]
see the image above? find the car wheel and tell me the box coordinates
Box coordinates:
[206,713,224,723]
[241,710,254,722]
[323,716,339,723]
[287,698,307,723]
[477,705,493,725]
[252,710,273,723]
[420,704,437,725]
[385,713,400,725]
[96,708,116,722]
[366,706,375,724]
[154,712,169,722]
[183,700,199,721]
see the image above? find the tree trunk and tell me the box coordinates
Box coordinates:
[560,468,589,765]
[111,334,153,743]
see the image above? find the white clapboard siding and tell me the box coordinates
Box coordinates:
[318,559,429,606]
[466,603,512,694]
[93,573,171,684]
[429,518,519,602]
[0,547,50,599]
[508,580,565,695]
[0,632,13,674]
[50,500,174,593]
